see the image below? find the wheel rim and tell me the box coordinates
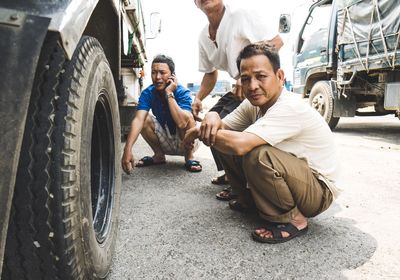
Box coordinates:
[311,92,327,116]
[91,91,115,243]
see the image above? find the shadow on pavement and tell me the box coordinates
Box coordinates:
[111,155,376,280]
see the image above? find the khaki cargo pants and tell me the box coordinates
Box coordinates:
[219,145,333,223]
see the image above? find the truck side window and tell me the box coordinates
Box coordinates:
[300,5,331,53]
[300,28,328,54]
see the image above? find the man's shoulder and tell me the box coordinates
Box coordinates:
[227,5,257,20]
[175,84,191,95]
[277,91,307,108]
[228,99,255,118]
[266,91,311,117]
[273,91,328,125]
[137,85,155,110]
[229,7,249,18]
[141,85,155,96]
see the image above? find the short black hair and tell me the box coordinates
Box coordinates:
[236,43,280,73]
[152,54,175,74]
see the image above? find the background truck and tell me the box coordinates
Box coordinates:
[0,0,157,279]
[285,0,400,129]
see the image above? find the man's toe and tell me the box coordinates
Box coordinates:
[255,228,268,235]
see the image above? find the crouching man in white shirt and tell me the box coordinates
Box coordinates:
[183,43,341,244]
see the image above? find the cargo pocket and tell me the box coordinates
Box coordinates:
[259,150,295,211]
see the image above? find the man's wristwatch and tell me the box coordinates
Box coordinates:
[166,92,174,99]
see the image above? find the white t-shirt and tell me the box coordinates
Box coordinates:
[223,89,341,198]
[198,5,278,79]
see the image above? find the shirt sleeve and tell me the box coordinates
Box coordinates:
[137,87,152,111]
[222,99,254,131]
[174,85,193,111]
[235,9,278,43]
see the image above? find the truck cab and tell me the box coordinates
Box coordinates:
[293,0,334,95]
[286,0,400,129]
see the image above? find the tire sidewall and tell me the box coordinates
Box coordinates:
[72,41,121,278]
[309,81,339,129]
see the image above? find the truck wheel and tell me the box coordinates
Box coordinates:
[309,81,340,129]
[2,34,121,280]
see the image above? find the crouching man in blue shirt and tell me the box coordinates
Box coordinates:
[122,54,202,174]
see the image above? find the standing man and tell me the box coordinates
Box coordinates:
[183,44,340,243]
[193,0,283,199]
[121,54,202,174]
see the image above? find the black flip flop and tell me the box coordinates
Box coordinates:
[184,159,202,172]
[136,156,166,167]
[252,223,308,244]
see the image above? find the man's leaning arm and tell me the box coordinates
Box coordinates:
[211,130,267,156]
[121,110,148,174]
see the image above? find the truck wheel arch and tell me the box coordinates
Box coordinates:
[83,0,120,86]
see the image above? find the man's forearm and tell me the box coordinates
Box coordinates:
[124,117,144,152]
[167,98,192,129]
[210,130,248,155]
[211,130,267,156]
[196,71,218,101]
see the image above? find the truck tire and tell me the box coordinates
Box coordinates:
[309,81,340,129]
[1,34,121,280]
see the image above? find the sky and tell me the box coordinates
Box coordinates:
[141,0,313,87]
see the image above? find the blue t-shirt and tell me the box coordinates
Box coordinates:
[137,84,192,134]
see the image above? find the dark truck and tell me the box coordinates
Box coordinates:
[0,0,158,279]
[283,0,400,129]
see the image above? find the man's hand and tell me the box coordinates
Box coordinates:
[121,148,135,175]
[165,74,177,94]
[192,97,203,121]
[192,71,218,121]
[199,111,222,146]
[182,126,200,150]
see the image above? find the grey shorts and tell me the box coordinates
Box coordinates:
[151,115,199,156]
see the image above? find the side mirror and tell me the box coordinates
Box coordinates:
[147,12,161,39]
[279,14,291,33]
[307,15,314,25]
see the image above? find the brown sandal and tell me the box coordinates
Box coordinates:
[211,174,229,185]
[228,199,257,213]
[215,187,237,201]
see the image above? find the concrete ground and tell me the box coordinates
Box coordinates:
[109,97,400,280]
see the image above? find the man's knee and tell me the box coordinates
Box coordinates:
[243,145,273,169]
[141,115,156,136]
[177,115,196,139]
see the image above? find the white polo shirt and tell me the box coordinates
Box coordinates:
[198,5,278,79]
[223,89,341,198]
